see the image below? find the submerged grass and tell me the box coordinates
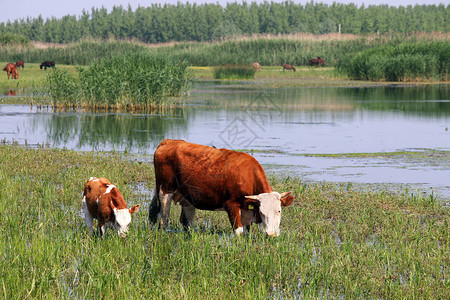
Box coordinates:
[0,144,448,298]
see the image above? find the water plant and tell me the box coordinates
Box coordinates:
[45,52,191,108]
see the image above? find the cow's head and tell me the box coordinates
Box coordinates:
[110,201,140,238]
[244,191,293,237]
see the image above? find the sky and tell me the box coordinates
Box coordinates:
[0,0,448,24]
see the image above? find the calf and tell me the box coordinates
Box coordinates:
[82,177,140,238]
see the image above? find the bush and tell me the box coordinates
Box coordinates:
[213,65,256,79]
[338,41,450,81]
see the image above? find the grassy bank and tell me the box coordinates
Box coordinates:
[0,144,448,298]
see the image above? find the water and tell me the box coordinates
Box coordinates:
[1,82,449,199]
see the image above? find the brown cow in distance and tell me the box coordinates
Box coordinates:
[150,139,294,237]
[82,177,140,238]
[15,60,24,70]
[40,61,55,70]
[283,64,296,72]
[308,57,326,67]
[252,62,262,72]
[3,63,18,79]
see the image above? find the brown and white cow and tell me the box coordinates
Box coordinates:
[82,177,140,238]
[149,139,294,237]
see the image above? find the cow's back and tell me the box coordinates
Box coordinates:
[154,139,272,210]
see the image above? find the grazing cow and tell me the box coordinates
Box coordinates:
[15,60,25,70]
[308,57,326,67]
[149,139,294,237]
[252,62,262,72]
[82,177,140,238]
[40,61,55,70]
[283,64,296,72]
[3,63,18,79]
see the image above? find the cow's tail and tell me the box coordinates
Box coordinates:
[149,187,160,225]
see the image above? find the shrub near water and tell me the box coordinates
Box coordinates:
[338,41,450,81]
[213,64,257,79]
[46,52,191,108]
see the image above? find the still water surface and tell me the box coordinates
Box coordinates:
[1,82,449,198]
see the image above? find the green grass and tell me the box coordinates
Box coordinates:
[213,65,257,79]
[0,143,448,298]
[338,41,450,81]
[43,52,191,109]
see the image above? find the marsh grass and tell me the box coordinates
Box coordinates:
[338,41,450,81]
[0,144,448,298]
[44,52,191,109]
[213,65,257,79]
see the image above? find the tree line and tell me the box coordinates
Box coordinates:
[0,1,448,44]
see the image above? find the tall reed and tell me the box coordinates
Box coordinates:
[337,41,450,81]
[45,52,191,108]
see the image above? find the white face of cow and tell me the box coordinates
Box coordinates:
[113,208,132,237]
[244,191,293,237]
[257,192,283,237]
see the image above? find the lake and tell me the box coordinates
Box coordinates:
[1,82,449,199]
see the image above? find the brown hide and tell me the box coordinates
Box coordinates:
[283,64,296,72]
[3,63,18,79]
[83,177,128,226]
[15,60,24,69]
[153,139,285,230]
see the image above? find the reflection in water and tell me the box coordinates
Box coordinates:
[0,83,449,197]
[27,109,189,153]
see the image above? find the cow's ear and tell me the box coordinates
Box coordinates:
[129,204,140,214]
[280,192,294,207]
[244,196,260,210]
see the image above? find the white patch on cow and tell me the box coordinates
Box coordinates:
[158,189,174,228]
[82,195,86,203]
[104,184,116,194]
[113,208,132,237]
[234,226,244,236]
[83,200,94,234]
[255,192,282,237]
[89,177,99,182]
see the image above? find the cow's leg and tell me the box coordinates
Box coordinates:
[224,202,244,236]
[149,188,160,225]
[158,189,173,229]
[180,203,196,230]
[97,221,106,239]
[82,199,94,234]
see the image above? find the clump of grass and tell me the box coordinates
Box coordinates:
[213,64,256,79]
[45,52,191,109]
[338,41,450,81]
[0,144,448,298]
